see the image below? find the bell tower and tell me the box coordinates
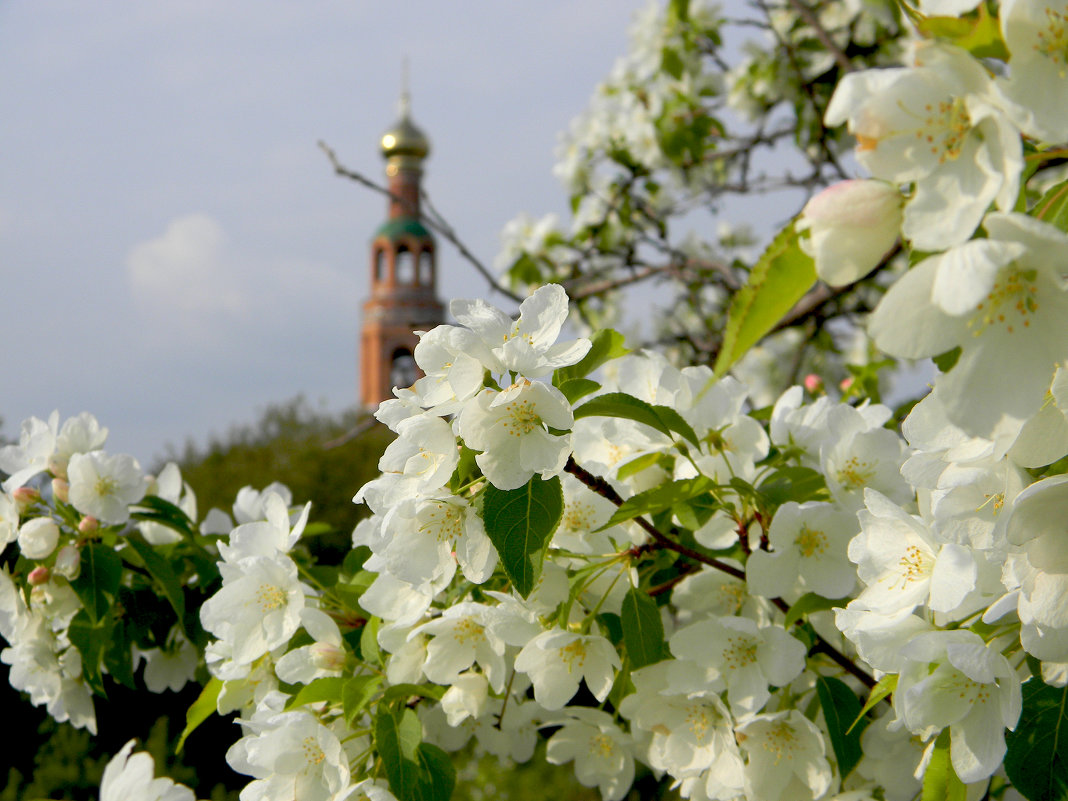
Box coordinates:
[359,84,445,408]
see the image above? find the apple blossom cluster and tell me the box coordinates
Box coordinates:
[6,1,1068,800]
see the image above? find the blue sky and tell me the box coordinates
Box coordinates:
[0,1,650,462]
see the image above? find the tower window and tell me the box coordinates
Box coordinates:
[390,348,418,390]
[374,248,385,283]
[418,250,434,287]
[395,247,414,285]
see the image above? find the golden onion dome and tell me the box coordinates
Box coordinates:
[380,93,430,162]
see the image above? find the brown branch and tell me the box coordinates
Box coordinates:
[564,457,747,581]
[784,0,855,75]
[318,140,523,304]
[564,456,876,690]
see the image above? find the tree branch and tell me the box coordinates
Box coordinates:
[563,456,876,689]
[784,0,856,74]
[318,140,523,304]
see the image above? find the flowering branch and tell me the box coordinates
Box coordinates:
[318,140,522,303]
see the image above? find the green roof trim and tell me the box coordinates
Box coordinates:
[374,217,433,242]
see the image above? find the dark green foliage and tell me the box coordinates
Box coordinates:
[165,396,392,558]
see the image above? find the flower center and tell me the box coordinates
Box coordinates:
[562,501,596,533]
[1035,5,1068,75]
[685,703,713,745]
[760,721,797,765]
[722,635,758,670]
[719,581,745,614]
[589,733,616,758]
[836,455,874,489]
[910,95,970,164]
[969,267,1039,336]
[420,501,464,545]
[502,399,541,436]
[560,639,588,672]
[94,475,118,497]
[796,525,828,559]
[301,735,326,772]
[896,544,932,586]
[452,617,486,645]
[256,583,286,612]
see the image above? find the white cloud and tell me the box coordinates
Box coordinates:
[126,213,248,321]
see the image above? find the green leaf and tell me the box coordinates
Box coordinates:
[482,475,564,598]
[557,377,602,405]
[67,610,109,696]
[415,743,456,801]
[757,466,828,507]
[713,221,816,377]
[599,476,717,530]
[361,616,383,667]
[286,677,346,710]
[1005,680,1068,801]
[615,452,663,482]
[375,707,454,801]
[376,705,421,763]
[783,592,845,629]
[343,675,383,726]
[674,494,720,531]
[661,46,685,79]
[555,328,630,384]
[573,392,674,440]
[69,543,122,625]
[650,405,700,448]
[816,676,867,779]
[124,533,186,629]
[103,617,135,689]
[130,494,197,539]
[932,346,962,373]
[621,587,667,668]
[850,674,897,733]
[923,730,967,801]
[177,677,221,752]
[1031,179,1068,235]
[917,4,1009,60]
[381,683,447,703]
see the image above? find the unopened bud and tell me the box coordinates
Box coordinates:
[18,517,60,560]
[12,487,41,512]
[27,566,51,586]
[54,545,81,579]
[51,478,70,504]
[797,179,903,287]
[840,376,855,392]
[47,455,69,480]
[803,373,823,394]
[78,516,99,535]
[310,642,346,672]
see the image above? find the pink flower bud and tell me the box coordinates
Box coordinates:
[27,566,51,586]
[840,376,855,391]
[47,455,69,480]
[54,545,81,579]
[78,516,99,535]
[51,478,70,504]
[803,373,823,394]
[12,487,41,512]
[797,179,902,287]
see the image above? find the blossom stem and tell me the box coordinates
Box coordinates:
[563,457,746,581]
[564,456,876,690]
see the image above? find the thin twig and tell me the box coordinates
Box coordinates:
[563,456,876,690]
[564,458,747,581]
[318,140,522,304]
[784,0,855,74]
